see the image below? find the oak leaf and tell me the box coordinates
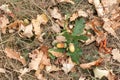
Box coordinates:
[62,57,76,74]
[93,68,115,80]
[29,49,50,70]
[0,15,9,34]
[111,48,120,62]
[4,48,26,65]
[49,7,62,20]
[19,24,33,38]
[80,58,103,69]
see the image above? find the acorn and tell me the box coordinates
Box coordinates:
[23,19,29,25]
[56,42,67,48]
[69,43,75,53]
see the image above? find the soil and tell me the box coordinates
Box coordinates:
[0,0,120,80]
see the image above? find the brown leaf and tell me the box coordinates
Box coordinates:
[0,15,9,34]
[80,58,103,69]
[107,71,116,80]
[62,57,76,74]
[45,65,61,73]
[32,14,48,37]
[29,48,50,70]
[49,49,64,57]
[19,24,33,38]
[103,21,118,39]
[49,7,62,20]
[4,48,26,65]
[51,23,61,33]
[111,48,120,62]
[94,68,116,80]
[0,4,14,18]
[70,12,78,21]
[32,19,41,37]
[78,9,88,17]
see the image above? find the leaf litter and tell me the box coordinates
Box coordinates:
[0,0,120,80]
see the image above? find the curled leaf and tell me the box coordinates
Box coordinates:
[80,58,103,69]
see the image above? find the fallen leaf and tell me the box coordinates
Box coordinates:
[94,68,109,79]
[32,14,48,37]
[107,71,116,80]
[29,48,50,70]
[93,0,104,17]
[32,19,41,37]
[79,76,86,80]
[19,24,33,38]
[62,57,76,74]
[49,7,62,20]
[53,35,67,44]
[0,68,6,73]
[101,0,117,15]
[37,14,48,25]
[35,73,47,80]
[4,48,26,65]
[78,10,88,17]
[85,33,96,45]
[103,21,118,39]
[0,4,14,18]
[88,0,93,4]
[70,12,78,21]
[93,68,115,80]
[51,23,61,33]
[19,68,30,76]
[80,58,103,69]
[96,32,107,44]
[0,4,11,13]
[48,49,64,57]
[111,48,120,62]
[45,65,61,73]
[57,0,75,4]
[0,15,9,34]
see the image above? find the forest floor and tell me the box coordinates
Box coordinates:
[0,0,120,80]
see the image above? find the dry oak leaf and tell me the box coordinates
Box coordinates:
[48,49,64,57]
[45,65,61,73]
[53,35,67,44]
[7,20,23,33]
[0,15,9,34]
[78,10,88,18]
[111,48,120,62]
[80,58,103,69]
[93,68,115,80]
[62,57,76,74]
[32,19,41,37]
[29,49,50,70]
[32,14,48,37]
[19,24,33,38]
[103,21,118,39]
[51,23,61,33]
[0,4,14,18]
[4,48,26,65]
[57,0,75,4]
[49,7,62,20]
[70,12,78,21]
[37,14,48,25]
